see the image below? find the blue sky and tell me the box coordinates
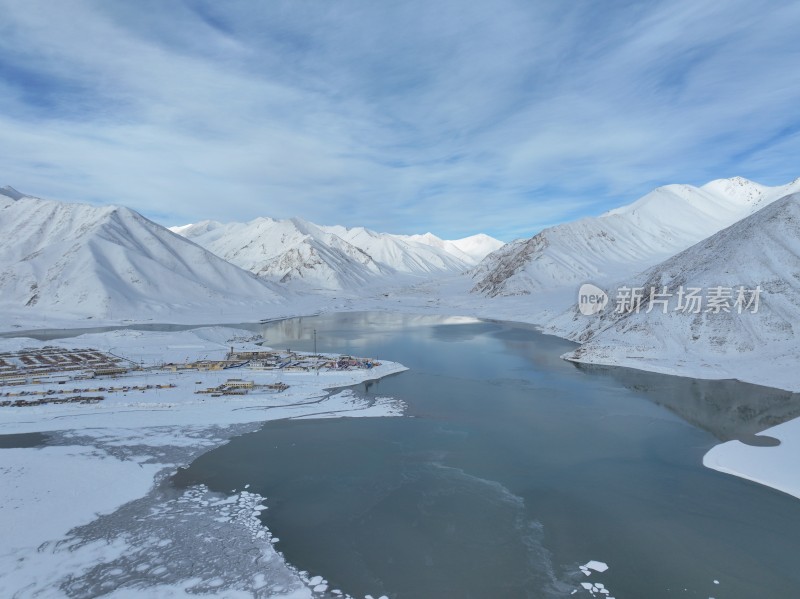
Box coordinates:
[1,0,799,240]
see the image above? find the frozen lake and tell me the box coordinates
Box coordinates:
[171,312,800,598]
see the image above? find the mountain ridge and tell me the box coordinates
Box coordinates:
[0,194,287,320]
[471,176,800,297]
[171,217,503,290]
[556,192,800,391]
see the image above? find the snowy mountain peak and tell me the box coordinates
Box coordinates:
[448,233,505,262]
[401,231,504,264]
[172,215,501,290]
[418,232,444,244]
[172,218,383,290]
[561,192,800,392]
[0,194,286,320]
[700,176,768,208]
[472,176,800,297]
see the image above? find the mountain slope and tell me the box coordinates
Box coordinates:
[0,193,286,320]
[400,232,504,265]
[327,226,474,273]
[172,217,502,290]
[0,186,25,202]
[172,218,391,290]
[472,177,800,297]
[560,193,800,391]
[447,233,506,263]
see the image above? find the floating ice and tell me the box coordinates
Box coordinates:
[583,560,609,573]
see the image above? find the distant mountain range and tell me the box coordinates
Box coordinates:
[170,218,502,290]
[0,185,502,318]
[3,176,800,390]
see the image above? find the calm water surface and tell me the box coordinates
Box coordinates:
[88,313,800,597]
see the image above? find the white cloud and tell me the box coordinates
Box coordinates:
[1,0,799,239]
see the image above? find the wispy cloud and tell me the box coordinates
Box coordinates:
[1,0,799,240]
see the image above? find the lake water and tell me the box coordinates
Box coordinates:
[0,431,50,448]
[171,312,800,599]
[167,313,800,599]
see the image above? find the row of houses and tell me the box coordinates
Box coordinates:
[0,366,130,387]
[0,348,129,385]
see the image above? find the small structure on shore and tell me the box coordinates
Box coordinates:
[225,348,381,373]
[195,379,289,396]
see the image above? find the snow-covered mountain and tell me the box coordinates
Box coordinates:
[171,218,391,290]
[559,192,800,391]
[0,190,286,320]
[401,232,505,264]
[172,217,502,290]
[322,226,474,273]
[0,186,26,202]
[449,233,507,263]
[472,177,800,297]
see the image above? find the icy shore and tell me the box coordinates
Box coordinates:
[0,327,405,598]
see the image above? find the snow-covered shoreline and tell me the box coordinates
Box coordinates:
[703,417,800,502]
[560,350,800,394]
[0,326,406,598]
[3,300,799,597]
[3,297,798,394]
